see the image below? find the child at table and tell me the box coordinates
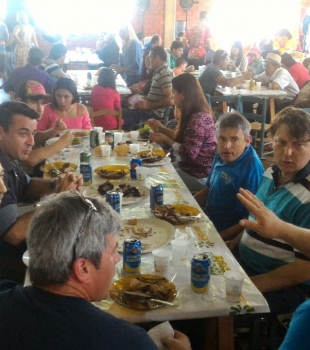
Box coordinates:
[37,77,92,130]
[90,67,122,130]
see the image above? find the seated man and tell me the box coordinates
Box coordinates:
[41,42,69,81]
[254,53,299,112]
[237,107,310,315]
[4,47,55,99]
[167,40,194,72]
[247,47,264,75]
[0,192,189,350]
[172,57,189,76]
[195,113,264,241]
[0,101,82,283]
[122,46,174,131]
[198,49,252,96]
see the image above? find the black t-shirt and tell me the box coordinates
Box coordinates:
[0,282,157,350]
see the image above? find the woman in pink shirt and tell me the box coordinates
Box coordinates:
[37,77,92,131]
[90,68,122,130]
[281,53,310,89]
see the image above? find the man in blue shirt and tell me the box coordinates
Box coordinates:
[195,112,264,241]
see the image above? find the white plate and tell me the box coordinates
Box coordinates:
[119,218,175,253]
[46,137,85,148]
[22,250,29,267]
[142,157,171,167]
[83,183,149,206]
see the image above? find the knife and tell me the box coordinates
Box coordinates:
[110,290,179,307]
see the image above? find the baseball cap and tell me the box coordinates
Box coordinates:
[17,80,50,102]
[247,47,261,56]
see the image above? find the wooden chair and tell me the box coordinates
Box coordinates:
[205,94,241,119]
[89,107,122,130]
[239,96,271,159]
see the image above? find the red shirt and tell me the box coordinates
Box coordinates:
[288,63,310,89]
[185,22,212,59]
[90,85,122,130]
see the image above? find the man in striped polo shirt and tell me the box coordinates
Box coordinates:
[238,107,310,315]
[122,46,174,131]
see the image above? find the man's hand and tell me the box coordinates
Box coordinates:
[135,98,149,109]
[58,131,74,148]
[56,173,83,193]
[237,188,284,240]
[52,117,67,136]
[161,330,192,350]
[243,72,254,80]
[186,65,195,72]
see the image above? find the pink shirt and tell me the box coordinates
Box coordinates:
[38,104,92,131]
[288,63,310,89]
[90,85,122,130]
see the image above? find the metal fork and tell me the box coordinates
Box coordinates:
[45,159,61,175]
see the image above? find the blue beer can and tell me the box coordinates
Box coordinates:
[123,238,141,273]
[130,157,142,179]
[191,253,211,293]
[106,191,120,213]
[150,184,164,210]
[79,163,92,186]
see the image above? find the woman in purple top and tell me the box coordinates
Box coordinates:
[149,73,217,191]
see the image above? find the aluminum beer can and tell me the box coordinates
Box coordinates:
[130,157,142,179]
[123,238,141,273]
[191,253,211,293]
[90,130,99,148]
[79,163,92,186]
[80,151,91,164]
[106,191,120,213]
[150,184,164,210]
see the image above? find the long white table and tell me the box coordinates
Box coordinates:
[41,137,269,349]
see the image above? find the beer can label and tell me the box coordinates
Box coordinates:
[191,254,210,293]
[123,239,141,273]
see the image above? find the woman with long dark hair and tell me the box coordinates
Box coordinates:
[38,77,91,130]
[228,41,247,73]
[90,67,122,130]
[148,73,217,191]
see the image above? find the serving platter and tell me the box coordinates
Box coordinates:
[83,182,149,205]
[110,274,177,310]
[119,218,174,253]
[154,204,201,225]
[94,165,130,179]
[40,161,78,175]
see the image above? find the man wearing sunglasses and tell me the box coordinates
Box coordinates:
[0,101,83,284]
[0,192,190,350]
[198,49,253,96]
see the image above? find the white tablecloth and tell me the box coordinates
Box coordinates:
[46,137,269,323]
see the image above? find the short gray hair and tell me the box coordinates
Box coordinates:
[27,192,121,287]
[215,112,251,139]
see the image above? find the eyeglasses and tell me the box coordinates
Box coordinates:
[221,51,228,58]
[72,193,98,261]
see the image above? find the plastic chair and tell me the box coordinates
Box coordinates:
[205,94,241,119]
[239,96,270,159]
[89,107,122,130]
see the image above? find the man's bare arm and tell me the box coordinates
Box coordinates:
[219,223,244,241]
[194,187,209,208]
[3,212,33,246]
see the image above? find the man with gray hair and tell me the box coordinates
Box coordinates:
[195,112,264,241]
[0,192,158,349]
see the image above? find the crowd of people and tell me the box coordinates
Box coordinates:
[1,7,310,350]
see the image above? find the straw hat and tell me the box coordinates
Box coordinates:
[264,53,281,66]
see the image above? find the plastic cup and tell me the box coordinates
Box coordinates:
[230,72,236,78]
[152,249,171,277]
[136,166,147,181]
[130,130,140,141]
[100,144,111,157]
[129,143,140,155]
[113,132,123,145]
[118,192,123,213]
[171,239,189,266]
[224,270,245,303]
[256,81,262,89]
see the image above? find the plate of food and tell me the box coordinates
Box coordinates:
[110,274,177,310]
[154,204,202,225]
[69,129,90,138]
[46,136,84,148]
[135,150,171,166]
[40,161,78,175]
[94,165,130,179]
[119,218,174,253]
[83,181,149,205]
[138,124,151,141]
